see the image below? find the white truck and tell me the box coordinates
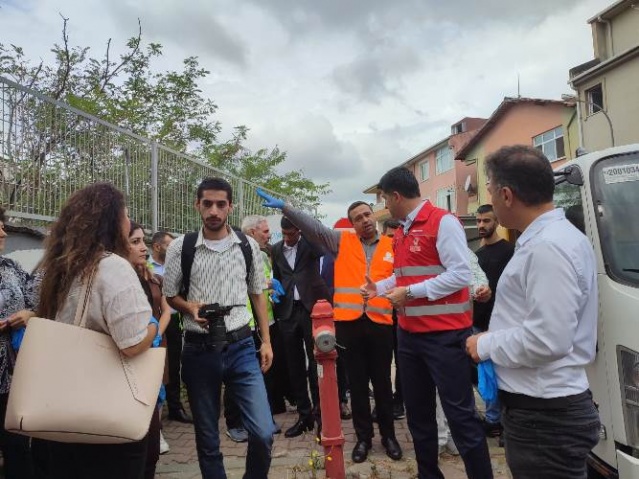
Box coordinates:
[554,144,639,478]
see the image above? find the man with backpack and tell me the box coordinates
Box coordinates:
[163,177,274,479]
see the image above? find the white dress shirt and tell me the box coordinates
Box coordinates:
[377,201,471,300]
[477,208,598,398]
[283,240,301,301]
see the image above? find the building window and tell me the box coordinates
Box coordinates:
[435,145,453,174]
[436,188,456,212]
[451,122,464,135]
[585,84,604,115]
[419,161,430,181]
[533,126,565,162]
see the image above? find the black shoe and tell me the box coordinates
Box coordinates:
[382,437,403,461]
[168,408,193,424]
[482,418,503,438]
[284,416,314,438]
[340,402,352,420]
[393,403,406,420]
[351,439,371,463]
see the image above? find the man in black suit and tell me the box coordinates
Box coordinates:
[272,217,331,438]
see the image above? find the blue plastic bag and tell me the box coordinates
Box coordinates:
[11,327,26,352]
[148,316,166,405]
[478,360,499,403]
[270,278,286,304]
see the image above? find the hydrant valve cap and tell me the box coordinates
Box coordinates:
[315,330,336,353]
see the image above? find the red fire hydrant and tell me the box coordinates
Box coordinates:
[311,300,345,479]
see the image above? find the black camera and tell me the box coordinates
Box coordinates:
[198,303,235,342]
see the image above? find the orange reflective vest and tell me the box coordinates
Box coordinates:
[334,232,394,324]
[394,202,472,333]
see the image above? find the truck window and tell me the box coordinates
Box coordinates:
[554,181,585,234]
[592,152,639,288]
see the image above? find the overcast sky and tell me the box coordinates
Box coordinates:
[0,0,611,224]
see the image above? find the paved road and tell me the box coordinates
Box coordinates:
[157,403,510,478]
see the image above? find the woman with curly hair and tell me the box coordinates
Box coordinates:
[0,207,39,478]
[35,183,158,479]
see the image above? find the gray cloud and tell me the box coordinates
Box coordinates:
[332,47,422,103]
[250,0,584,34]
[249,114,364,181]
[104,1,248,66]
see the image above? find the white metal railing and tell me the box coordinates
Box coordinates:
[0,76,294,233]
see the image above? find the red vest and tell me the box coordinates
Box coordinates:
[394,202,472,333]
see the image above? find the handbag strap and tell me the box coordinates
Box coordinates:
[73,263,99,329]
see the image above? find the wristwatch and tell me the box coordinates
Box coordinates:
[405,285,414,300]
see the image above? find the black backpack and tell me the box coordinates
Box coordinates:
[180,230,254,299]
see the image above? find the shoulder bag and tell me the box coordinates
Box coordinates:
[4,266,166,444]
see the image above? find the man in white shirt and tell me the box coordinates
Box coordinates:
[466,145,600,479]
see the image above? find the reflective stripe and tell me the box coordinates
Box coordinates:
[404,302,471,316]
[394,265,445,277]
[334,287,362,295]
[367,306,394,315]
[334,302,362,311]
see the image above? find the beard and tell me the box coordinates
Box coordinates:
[204,217,226,232]
[478,226,496,238]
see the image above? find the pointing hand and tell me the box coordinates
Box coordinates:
[257,188,285,210]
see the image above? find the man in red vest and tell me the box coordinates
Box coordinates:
[361,167,493,479]
[257,190,403,464]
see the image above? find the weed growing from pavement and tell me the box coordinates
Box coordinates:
[288,436,326,478]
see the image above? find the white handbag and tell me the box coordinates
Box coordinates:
[4,268,166,444]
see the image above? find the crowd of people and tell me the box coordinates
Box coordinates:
[0,144,600,479]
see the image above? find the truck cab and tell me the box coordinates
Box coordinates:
[554,144,639,478]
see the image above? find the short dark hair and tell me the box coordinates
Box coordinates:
[346,201,372,221]
[281,216,298,230]
[485,145,554,206]
[476,204,494,215]
[377,167,420,199]
[151,231,174,245]
[383,219,400,231]
[0,206,6,224]
[196,177,233,203]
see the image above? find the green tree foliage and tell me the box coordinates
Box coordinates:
[0,17,329,218]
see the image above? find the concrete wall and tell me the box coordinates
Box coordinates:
[578,59,639,151]
[610,7,639,55]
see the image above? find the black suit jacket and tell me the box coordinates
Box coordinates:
[272,236,331,320]
[320,254,335,301]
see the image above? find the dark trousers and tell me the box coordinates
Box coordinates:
[279,301,318,418]
[34,434,148,479]
[0,393,34,479]
[398,327,492,479]
[392,311,403,405]
[258,323,287,414]
[165,313,184,412]
[336,355,349,404]
[502,392,600,479]
[144,407,161,479]
[336,315,395,442]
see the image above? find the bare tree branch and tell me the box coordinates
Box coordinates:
[99,18,142,92]
[53,13,71,100]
